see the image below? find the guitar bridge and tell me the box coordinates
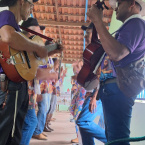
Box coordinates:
[11,52,25,65]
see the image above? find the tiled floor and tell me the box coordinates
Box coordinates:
[30,111,76,145]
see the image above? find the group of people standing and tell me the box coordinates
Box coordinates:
[0,0,145,145]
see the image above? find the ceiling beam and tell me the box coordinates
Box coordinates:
[46,32,84,36]
[45,26,84,31]
[63,57,82,60]
[37,18,108,27]
[63,49,83,52]
[38,20,90,27]
[63,44,83,47]
[61,39,83,42]
[62,60,73,64]
[34,12,85,17]
[35,4,87,9]
[34,11,112,19]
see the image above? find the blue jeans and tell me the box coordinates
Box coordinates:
[99,83,136,145]
[33,93,50,135]
[20,109,37,145]
[76,96,107,145]
[48,94,57,114]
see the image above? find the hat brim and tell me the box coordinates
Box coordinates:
[137,0,145,16]
[40,25,45,30]
[109,0,145,16]
[33,0,38,2]
[81,22,93,31]
[81,25,88,31]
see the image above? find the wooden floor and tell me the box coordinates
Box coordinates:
[30,111,76,145]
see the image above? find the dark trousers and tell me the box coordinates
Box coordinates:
[0,80,29,145]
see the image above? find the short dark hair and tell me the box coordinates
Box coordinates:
[0,0,17,7]
[0,0,38,7]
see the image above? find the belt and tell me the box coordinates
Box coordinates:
[100,78,117,86]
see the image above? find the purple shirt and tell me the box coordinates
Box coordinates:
[0,10,21,72]
[0,10,20,31]
[115,18,145,67]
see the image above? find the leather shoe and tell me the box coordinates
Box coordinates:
[50,118,56,121]
[44,126,52,132]
[47,125,54,131]
[32,133,48,140]
[42,132,48,137]
[71,137,79,143]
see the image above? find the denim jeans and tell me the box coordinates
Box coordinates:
[20,109,37,145]
[0,81,29,145]
[33,93,50,135]
[99,82,136,145]
[48,94,57,114]
[76,96,107,145]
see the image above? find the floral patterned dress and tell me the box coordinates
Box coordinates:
[69,84,86,121]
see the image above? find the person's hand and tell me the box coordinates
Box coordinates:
[36,47,48,58]
[47,45,63,56]
[54,43,64,54]
[60,66,63,73]
[89,96,97,113]
[63,68,67,76]
[36,94,43,102]
[87,4,103,24]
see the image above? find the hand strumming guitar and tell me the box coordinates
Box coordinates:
[47,42,63,57]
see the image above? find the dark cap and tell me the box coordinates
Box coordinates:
[0,0,38,7]
[21,17,45,30]
[81,22,93,31]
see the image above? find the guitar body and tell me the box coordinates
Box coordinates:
[0,42,24,82]
[77,1,108,89]
[9,47,39,82]
[0,33,47,82]
[77,42,104,87]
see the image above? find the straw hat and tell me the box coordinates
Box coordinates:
[109,0,145,16]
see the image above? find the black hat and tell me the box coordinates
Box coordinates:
[81,22,93,31]
[0,0,38,7]
[21,17,45,30]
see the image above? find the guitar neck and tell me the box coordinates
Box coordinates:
[45,43,58,53]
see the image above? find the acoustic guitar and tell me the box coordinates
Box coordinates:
[77,0,108,90]
[0,33,60,82]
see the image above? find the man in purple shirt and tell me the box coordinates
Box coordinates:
[0,0,61,145]
[87,0,145,145]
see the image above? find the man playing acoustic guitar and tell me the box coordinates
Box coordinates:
[0,0,61,145]
[87,0,145,144]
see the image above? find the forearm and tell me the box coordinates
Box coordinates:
[0,26,47,58]
[92,89,98,99]
[86,4,130,61]
[36,68,58,81]
[93,21,130,61]
[1,27,41,52]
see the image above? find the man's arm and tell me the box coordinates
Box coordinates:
[36,68,58,81]
[0,25,48,58]
[89,89,99,113]
[87,5,130,61]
